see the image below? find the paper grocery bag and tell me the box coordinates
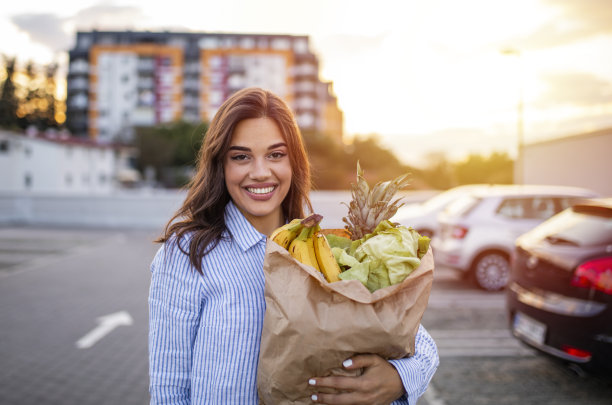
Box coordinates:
[256,239,434,405]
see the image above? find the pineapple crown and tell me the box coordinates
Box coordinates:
[342,162,412,240]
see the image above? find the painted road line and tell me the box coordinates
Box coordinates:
[429,329,535,357]
[76,311,134,349]
[428,292,506,309]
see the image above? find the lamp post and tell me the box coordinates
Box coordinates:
[501,47,524,184]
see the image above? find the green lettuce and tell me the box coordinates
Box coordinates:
[334,221,430,292]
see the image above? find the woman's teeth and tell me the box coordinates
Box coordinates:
[247,186,275,194]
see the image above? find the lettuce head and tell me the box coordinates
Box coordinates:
[336,221,430,292]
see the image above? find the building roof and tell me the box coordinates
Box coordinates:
[527,126,612,147]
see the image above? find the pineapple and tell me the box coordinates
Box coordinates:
[342,162,412,240]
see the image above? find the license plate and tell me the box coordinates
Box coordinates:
[513,312,546,345]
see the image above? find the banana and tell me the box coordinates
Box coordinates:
[270,219,303,249]
[306,226,321,272]
[288,226,319,269]
[313,231,342,282]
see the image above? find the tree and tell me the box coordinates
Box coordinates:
[134,120,209,187]
[0,55,19,129]
[0,56,62,131]
[453,152,513,185]
[302,132,418,190]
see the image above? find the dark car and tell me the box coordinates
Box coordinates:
[507,198,612,373]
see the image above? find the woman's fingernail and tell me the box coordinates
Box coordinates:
[343,359,353,368]
[311,394,318,401]
[308,379,316,386]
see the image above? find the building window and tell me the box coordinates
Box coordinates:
[77,35,92,50]
[240,37,255,49]
[24,173,32,189]
[271,38,290,50]
[65,173,73,186]
[199,37,219,49]
[293,38,309,54]
[0,139,9,153]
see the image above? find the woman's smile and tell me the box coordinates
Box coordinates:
[244,184,278,200]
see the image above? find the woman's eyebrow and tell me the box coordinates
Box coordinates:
[228,143,287,152]
[228,146,251,151]
[268,142,287,150]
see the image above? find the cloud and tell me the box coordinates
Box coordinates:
[11,13,72,52]
[507,0,612,50]
[536,71,612,107]
[71,5,146,30]
[10,4,147,53]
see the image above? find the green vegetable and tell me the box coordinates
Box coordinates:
[334,221,430,292]
[326,234,352,251]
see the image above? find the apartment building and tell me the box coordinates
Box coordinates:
[66,30,343,143]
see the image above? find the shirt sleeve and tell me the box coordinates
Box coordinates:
[148,241,203,404]
[388,324,440,405]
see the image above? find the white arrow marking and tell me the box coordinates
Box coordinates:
[76,311,134,349]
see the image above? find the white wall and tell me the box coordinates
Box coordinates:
[0,190,434,230]
[0,189,186,230]
[0,131,116,194]
[521,130,612,196]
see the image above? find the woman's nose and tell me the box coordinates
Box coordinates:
[249,158,272,179]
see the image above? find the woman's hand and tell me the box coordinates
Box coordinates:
[308,354,405,405]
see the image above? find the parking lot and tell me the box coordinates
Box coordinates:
[1,223,611,405]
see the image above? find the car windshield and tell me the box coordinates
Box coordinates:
[420,187,478,211]
[442,195,480,218]
[525,207,612,246]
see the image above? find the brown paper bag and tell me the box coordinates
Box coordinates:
[256,239,435,404]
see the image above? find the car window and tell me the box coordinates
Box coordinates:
[496,198,529,219]
[531,197,556,219]
[555,196,587,212]
[497,197,558,220]
[526,208,612,246]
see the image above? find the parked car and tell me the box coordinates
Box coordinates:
[393,184,490,238]
[507,198,612,373]
[432,185,599,291]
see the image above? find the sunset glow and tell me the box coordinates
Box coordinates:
[2,0,611,167]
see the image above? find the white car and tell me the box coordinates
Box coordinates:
[393,184,490,238]
[432,185,599,291]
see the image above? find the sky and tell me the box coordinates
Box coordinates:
[2,0,612,167]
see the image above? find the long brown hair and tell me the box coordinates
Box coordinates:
[156,87,312,273]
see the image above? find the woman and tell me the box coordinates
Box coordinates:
[148,87,439,404]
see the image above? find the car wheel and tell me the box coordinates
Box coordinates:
[472,252,510,291]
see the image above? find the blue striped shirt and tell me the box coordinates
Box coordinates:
[149,200,439,404]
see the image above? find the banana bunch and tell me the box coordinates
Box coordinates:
[270,214,342,283]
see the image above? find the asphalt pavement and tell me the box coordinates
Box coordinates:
[1,224,611,405]
[0,226,157,405]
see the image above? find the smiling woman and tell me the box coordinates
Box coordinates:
[224,117,293,235]
[148,87,439,405]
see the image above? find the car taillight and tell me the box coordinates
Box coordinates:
[562,345,592,360]
[571,257,612,295]
[451,225,469,239]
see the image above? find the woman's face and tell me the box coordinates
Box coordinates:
[224,117,292,235]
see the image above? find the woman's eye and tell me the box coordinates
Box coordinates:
[230,154,249,161]
[269,151,287,159]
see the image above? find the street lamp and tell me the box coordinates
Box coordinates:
[501,47,524,184]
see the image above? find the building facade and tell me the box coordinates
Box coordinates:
[0,129,135,194]
[520,127,612,196]
[66,30,343,143]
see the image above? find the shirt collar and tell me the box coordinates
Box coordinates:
[224,200,267,252]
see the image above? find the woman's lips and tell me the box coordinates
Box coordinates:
[244,185,277,200]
